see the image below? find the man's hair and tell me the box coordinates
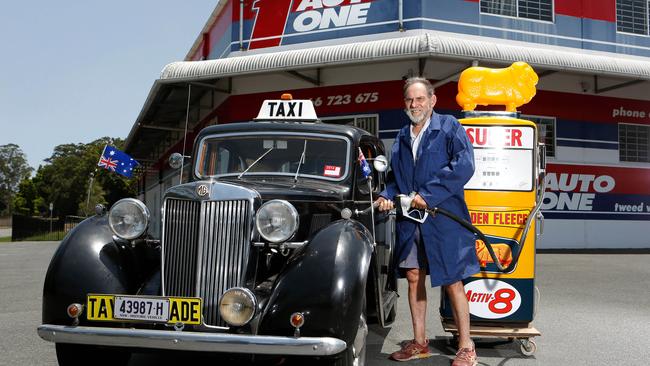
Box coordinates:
[403,77,435,98]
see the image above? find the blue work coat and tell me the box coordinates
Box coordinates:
[380,112,480,287]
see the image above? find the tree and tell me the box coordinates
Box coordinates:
[11,137,138,219]
[24,137,138,218]
[0,144,33,216]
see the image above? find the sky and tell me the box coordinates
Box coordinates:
[0,1,219,171]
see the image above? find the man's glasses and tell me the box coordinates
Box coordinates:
[404,96,428,105]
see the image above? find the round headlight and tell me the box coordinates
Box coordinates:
[219,287,256,326]
[255,200,299,243]
[108,198,150,240]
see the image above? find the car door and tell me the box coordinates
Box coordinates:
[356,137,397,327]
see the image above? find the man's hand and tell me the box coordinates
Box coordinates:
[411,194,428,209]
[375,196,394,212]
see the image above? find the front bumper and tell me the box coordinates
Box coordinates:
[37,324,347,356]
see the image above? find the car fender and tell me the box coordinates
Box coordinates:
[42,216,132,325]
[258,219,373,345]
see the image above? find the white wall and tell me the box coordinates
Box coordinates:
[539,219,650,249]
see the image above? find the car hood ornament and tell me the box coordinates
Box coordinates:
[197,184,209,197]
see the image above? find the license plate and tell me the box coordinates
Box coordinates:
[87,294,202,325]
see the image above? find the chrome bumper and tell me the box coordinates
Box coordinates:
[37,324,347,356]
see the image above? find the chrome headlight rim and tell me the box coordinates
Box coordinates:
[255,199,299,243]
[218,287,257,327]
[108,198,150,240]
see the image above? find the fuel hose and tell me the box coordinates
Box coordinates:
[395,178,545,273]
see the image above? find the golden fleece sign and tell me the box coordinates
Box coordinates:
[456,62,538,112]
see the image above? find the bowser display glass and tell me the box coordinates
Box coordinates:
[464,125,535,192]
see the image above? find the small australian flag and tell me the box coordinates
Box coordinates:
[358,148,372,178]
[98,145,139,178]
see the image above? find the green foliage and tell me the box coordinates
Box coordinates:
[13,138,137,218]
[0,144,33,216]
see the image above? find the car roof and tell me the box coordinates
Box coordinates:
[195,121,373,144]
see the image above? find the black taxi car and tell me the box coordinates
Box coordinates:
[38,96,398,366]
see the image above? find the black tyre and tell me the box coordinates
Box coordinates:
[55,343,131,366]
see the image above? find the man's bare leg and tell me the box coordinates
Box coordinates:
[445,281,473,349]
[406,268,428,345]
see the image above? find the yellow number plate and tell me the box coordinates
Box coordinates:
[86,294,202,325]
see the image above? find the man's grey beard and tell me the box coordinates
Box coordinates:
[405,108,429,125]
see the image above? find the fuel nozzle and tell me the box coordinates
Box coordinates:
[394,194,413,217]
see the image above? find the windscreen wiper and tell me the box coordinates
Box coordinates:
[293,140,307,182]
[238,147,274,179]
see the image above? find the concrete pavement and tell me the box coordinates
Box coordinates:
[2,241,649,365]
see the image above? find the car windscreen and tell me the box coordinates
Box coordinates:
[195,133,350,181]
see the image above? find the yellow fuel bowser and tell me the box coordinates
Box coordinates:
[438,62,546,356]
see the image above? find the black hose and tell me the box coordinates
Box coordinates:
[374,181,545,273]
[426,206,514,272]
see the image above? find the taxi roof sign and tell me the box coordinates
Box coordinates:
[255,98,319,122]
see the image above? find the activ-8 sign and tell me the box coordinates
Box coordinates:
[465,279,522,319]
[464,125,535,191]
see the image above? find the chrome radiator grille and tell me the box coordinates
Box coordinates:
[162,198,252,326]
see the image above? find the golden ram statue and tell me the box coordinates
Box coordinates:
[456,61,538,112]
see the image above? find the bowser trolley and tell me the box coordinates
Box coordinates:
[400,62,546,356]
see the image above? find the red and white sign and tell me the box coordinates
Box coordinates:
[323,165,341,177]
[245,0,374,50]
[465,279,521,319]
[464,126,535,149]
[463,126,535,191]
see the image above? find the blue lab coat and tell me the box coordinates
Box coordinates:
[380,112,480,287]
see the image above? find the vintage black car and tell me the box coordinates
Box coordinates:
[38,97,398,366]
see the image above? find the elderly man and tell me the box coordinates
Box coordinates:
[377,77,479,366]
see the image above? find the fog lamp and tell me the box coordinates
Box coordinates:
[219,287,256,327]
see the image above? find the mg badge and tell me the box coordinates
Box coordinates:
[197,184,209,197]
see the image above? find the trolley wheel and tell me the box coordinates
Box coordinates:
[519,338,537,356]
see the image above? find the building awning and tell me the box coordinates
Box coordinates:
[126,31,650,157]
[160,31,650,82]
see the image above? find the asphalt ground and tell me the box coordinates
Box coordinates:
[2,241,649,366]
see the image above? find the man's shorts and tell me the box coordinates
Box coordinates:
[399,225,429,272]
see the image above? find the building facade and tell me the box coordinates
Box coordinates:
[125,0,650,248]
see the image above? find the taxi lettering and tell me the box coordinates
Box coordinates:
[87,295,115,320]
[169,298,201,323]
[268,101,303,117]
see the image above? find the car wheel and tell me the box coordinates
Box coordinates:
[55,343,131,366]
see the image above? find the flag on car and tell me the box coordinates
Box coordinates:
[358,148,372,178]
[98,145,139,178]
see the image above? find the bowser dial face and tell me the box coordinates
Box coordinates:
[464,125,535,192]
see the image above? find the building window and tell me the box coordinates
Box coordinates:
[480,0,553,22]
[522,114,555,157]
[616,0,649,35]
[321,115,379,137]
[619,123,650,162]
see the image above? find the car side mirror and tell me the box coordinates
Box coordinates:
[373,155,388,172]
[169,153,184,169]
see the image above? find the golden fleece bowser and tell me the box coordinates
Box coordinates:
[439,62,545,356]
